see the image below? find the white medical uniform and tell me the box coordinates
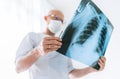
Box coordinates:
[16,32,74,79]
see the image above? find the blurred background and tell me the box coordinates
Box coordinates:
[0,0,120,79]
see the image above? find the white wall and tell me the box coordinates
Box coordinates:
[0,0,120,79]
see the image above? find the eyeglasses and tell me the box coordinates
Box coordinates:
[48,14,63,23]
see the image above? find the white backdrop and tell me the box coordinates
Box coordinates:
[0,0,120,79]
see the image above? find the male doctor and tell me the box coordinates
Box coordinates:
[15,9,106,79]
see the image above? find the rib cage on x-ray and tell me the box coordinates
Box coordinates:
[96,27,107,54]
[76,17,108,55]
[57,0,113,70]
[76,17,99,45]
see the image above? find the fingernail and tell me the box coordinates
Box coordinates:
[60,38,62,41]
[59,42,62,45]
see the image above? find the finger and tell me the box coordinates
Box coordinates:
[44,36,62,42]
[46,48,60,53]
[98,61,104,71]
[51,48,60,51]
[100,57,106,63]
[98,62,102,70]
[39,44,59,55]
[98,60,104,70]
[45,48,56,53]
[45,44,62,52]
[42,44,61,51]
[48,45,61,49]
[43,40,62,46]
[98,59,104,66]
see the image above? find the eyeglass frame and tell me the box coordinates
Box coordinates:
[48,14,64,23]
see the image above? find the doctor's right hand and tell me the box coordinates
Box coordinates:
[38,36,62,56]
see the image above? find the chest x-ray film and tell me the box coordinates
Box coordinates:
[57,0,113,70]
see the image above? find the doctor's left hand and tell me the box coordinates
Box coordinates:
[90,57,106,72]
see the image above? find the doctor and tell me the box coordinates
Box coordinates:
[15,9,106,79]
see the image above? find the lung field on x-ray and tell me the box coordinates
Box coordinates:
[57,0,113,70]
[75,17,99,45]
[96,27,107,54]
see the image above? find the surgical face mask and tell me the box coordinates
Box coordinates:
[48,20,63,34]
